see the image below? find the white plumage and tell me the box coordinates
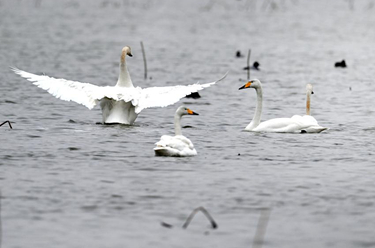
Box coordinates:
[239,79,327,133]
[154,106,198,157]
[12,46,226,124]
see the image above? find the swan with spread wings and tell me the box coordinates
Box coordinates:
[12,46,226,125]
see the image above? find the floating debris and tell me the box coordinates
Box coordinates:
[0,121,12,129]
[161,206,217,230]
[182,206,217,229]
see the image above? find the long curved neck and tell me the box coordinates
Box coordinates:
[246,86,263,130]
[116,53,134,88]
[174,112,183,136]
[306,91,311,115]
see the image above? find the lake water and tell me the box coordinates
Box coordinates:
[1,0,375,247]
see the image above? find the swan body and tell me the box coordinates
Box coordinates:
[239,80,327,133]
[154,106,198,157]
[12,46,227,125]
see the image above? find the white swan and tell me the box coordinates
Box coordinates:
[290,83,328,133]
[12,46,226,125]
[154,106,198,157]
[239,79,327,133]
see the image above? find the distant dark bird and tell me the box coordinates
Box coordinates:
[236,50,243,58]
[243,61,261,70]
[335,60,347,68]
[253,61,260,70]
[185,92,201,99]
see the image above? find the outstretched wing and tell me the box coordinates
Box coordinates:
[134,72,228,113]
[12,67,104,109]
[12,67,227,113]
[11,68,145,110]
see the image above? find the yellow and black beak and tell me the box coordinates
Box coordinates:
[239,81,252,90]
[187,109,199,115]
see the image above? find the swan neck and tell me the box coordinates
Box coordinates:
[174,113,182,136]
[247,86,263,130]
[306,91,311,115]
[116,55,133,87]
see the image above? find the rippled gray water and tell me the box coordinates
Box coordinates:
[1,0,375,247]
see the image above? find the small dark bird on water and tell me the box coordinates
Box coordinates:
[335,60,347,68]
[236,50,243,58]
[243,61,260,70]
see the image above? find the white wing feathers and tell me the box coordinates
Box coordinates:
[11,67,102,109]
[12,68,227,113]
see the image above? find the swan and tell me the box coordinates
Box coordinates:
[291,83,328,133]
[239,79,327,133]
[154,106,198,157]
[12,46,227,125]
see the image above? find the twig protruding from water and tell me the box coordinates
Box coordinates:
[182,206,217,229]
[0,190,2,248]
[252,208,272,248]
[0,121,12,129]
[140,41,148,80]
[247,49,251,80]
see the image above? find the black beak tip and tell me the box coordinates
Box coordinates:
[239,86,245,90]
[312,91,314,94]
[193,112,199,116]
[129,54,133,57]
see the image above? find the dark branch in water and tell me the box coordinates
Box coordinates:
[247,49,251,80]
[0,121,12,129]
[252,208,272,248]
[140,41,148,80]
[161,222,173,229]
[182,206,217,229]
[0,190,2,248]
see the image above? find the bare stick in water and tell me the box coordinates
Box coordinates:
[252,208,272,248]
[247,49,251,80]
[0,190,2,248]
[140,41,148,80]
[182,206,217,229]
[0,121,12,129]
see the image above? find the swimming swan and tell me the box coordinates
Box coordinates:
[12,46,226,125]
[239,79,327,133]
[154,106,198,157]
[292,83,328,132]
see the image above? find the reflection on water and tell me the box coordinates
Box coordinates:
[1,0,375,247]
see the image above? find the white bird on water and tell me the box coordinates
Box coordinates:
[12,46,226,125]
[154,106,198,157]
[239,79,327,133]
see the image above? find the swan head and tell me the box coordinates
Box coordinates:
[306,84,314,94]
[239,79,261,90]
[176,106,199,116]
[121,46,133,64]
